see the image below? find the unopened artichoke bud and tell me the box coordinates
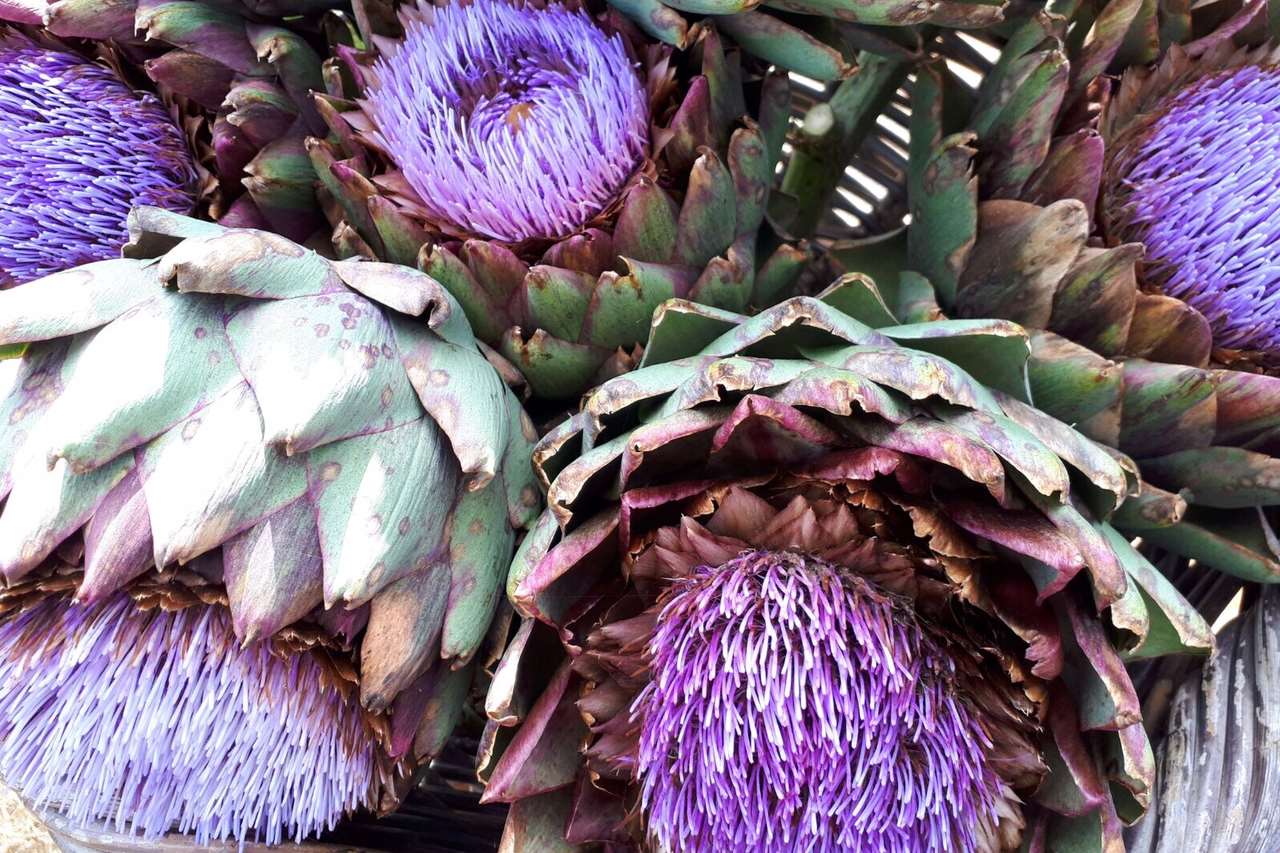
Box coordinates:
[310,0,807,399]
[0,207,540,844]
[479,282,1213,851]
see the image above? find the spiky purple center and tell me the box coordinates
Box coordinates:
[365,0,648,243]
[0,35,196,287]
[633,550,999,853]
[0,594,376,846]
[1112,64,1280,353]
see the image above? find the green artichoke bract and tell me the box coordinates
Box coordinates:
[477,280,1211,851]
[0,0,336,242]
[308,0,807,399]
[598,0,1003,83]
[0,207,539,840]
[827,12,1280,584]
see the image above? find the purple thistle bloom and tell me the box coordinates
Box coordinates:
[634,550,1000,853]
[0,33,196,288]
[0,594,377,846]
[1110,64,1280,354]
[364,0,649,243]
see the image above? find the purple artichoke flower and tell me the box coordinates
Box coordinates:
[1106,64,1280,354]
[635,549,1000,852]
[0,592,377,845]
[0,33,196,287]
[363,0,648,243]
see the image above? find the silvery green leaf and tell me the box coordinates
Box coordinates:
[0,341,67,500]
[226,294,421,455]
[501,394,542,528]
[139,382,307,567]
[393,316,508,489]
[441,475,516,664]
[333,259,452,318]
[307,416,459,607]
[157,229,343,299]
[361,566,452,711]
[0,454,132,581]
[0,259,159,345]
[81,468,154,602]
[44,290,239,473]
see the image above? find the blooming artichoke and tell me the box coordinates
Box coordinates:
[0,587,378,846]
[0,207,539,843]
[479,283,1212,851]
[309,0,807,399]
[0,0,338,243]
[827,15,1280,584]
[0,30,195,286]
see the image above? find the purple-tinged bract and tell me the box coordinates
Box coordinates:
[634,550,1000,853]
[0,33,196,287]
[1108,64,1280,354]
[365,0,648,243]
[0,593,377,846]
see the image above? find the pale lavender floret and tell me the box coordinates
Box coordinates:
[634,550,999,853]
[0,34,196,287]
[365,0,649,243]
[1119,65,1280,353]
[0,594,376,846]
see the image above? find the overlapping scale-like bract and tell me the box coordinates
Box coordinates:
[0,206,539,749]
[874,27,1280,587]
[478,282,1213,851]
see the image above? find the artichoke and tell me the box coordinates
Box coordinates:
[479,282,1212,851]
[0,30,195,286]
[309,0,807,398]
[0,0,338,244]
[0,207,539,843]
[825,13,1280,584]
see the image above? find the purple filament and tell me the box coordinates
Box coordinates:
[0,34,196,287]
[0,594,377,846]
[364,0,648,243]
[633,550,1000,853]
[1112,64,1280,354]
